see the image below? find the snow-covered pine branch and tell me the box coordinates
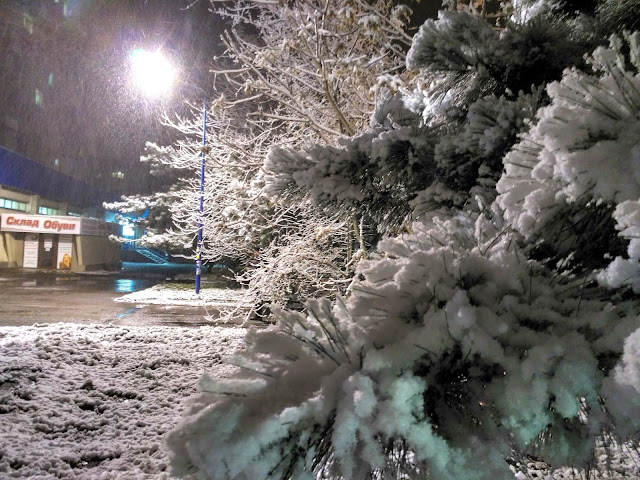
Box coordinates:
[169,213,640,479]
[168,6,640,479]
[497,32,640,275]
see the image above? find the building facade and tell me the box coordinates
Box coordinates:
[0,0,74,174]
[0,147,121,271]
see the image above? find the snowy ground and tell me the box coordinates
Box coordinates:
[1,283,639,479]
[0,323,245,479]
[115,284,253,309]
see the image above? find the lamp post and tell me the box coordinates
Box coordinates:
[129,48,207,294]
[195,99,206,294]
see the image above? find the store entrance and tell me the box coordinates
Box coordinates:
[37,233,58,269]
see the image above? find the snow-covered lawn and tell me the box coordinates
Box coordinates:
[115,284,254,308]
[0,323,244,479]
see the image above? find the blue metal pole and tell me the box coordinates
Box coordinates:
[195,98,206,294]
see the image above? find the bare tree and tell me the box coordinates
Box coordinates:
[210,0,412,145]
[115,0,413,312]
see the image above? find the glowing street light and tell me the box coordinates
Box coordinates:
[129,48,175,98]
[129,48,207,294]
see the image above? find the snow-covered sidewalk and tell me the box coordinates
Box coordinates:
[115,284,253,308]
[0,323,244,479]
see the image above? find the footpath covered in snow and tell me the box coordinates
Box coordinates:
[0,322,245,479]
[115,283,254,309]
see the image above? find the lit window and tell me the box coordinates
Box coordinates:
[23,13,33,34]
[54,158,60,167]
[35,89,43,106]
[111,171,125,179]
[38,206,60,215]
[115,279,135,293]
[0,198,27,211]
[48,73,54,87]
[122,224,135,238]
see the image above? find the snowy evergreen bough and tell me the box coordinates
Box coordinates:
[497,32,640,274]
[167,3,640,479]
[406,9,592,109]
[264,120,438,235]
[168,216,640,479]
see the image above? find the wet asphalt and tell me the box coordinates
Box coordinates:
[0,263,229,327]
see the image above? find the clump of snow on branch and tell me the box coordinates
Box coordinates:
[169,214,640,479]
[602,326,640,439]
[497,33,640,273]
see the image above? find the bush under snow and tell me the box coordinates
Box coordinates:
[167,10,640,480]
[168,215,640,479]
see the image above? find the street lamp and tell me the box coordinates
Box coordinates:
[129,48,207,294]
[195,98,206,294]
[129,48,174,98]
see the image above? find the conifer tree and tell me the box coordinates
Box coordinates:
[168,2,640,479]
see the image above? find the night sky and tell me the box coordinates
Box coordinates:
[0,0,440,195]
[0,0,223,194]
[73,0,225,193]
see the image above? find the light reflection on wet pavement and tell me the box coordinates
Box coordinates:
[0,264,232,327]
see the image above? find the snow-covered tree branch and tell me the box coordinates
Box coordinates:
[112,0,414,314]
[211,0,412,144]
[167,4,640,479]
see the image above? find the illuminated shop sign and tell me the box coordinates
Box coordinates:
[0,213,119,236]
[1,214,80,234]
[3,216,78,232]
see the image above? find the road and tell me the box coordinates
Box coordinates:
[0,264,225,327]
